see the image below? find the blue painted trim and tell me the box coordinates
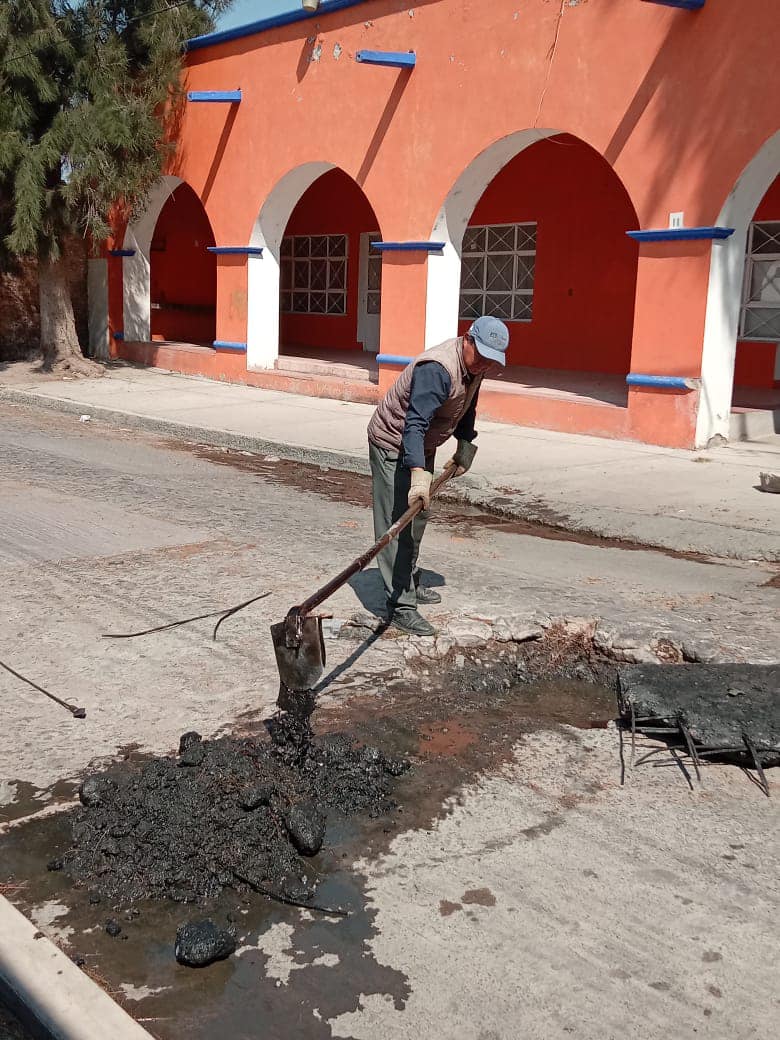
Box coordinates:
[207,246,263,256]
[627,227,734,242]
[371,241,446,252]
[187,0,372,52]
[356,50,416,69]
[213,340,247,352]
[641,0,705,10]
[113,331,125,341]
[376,354,411,366]
[626,374,699,390]
[187,90,242,103]
[108,249,135,257]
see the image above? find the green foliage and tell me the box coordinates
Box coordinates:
[0,1,233,265]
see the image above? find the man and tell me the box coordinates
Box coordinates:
[367,315,510,636]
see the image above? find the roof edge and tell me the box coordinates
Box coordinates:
[187,0,375,53]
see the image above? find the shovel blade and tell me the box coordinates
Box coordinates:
[270,614,326,694]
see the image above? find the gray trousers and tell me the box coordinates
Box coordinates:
[369,441,434,611]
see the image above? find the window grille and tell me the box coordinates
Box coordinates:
[280,234,348,315]
[459,222,536,323]
[740,221,780,342]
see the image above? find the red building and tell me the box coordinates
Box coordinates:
[93,0,780,448]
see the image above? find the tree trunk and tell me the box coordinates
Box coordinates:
[38,255,102,377]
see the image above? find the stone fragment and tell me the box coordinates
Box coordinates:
[444,618,493,647]
[491,615,544,643]
[286,803,326,856]
[178,732,202,754]
[78,776,117,808]
[105,919,122,938]
[175,920,236,968]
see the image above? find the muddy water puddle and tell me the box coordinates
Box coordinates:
[163,441,715,560]
[0,675,617,1039]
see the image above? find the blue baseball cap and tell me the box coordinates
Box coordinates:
[468,316,510,366]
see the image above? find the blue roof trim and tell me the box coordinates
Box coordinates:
[376,354,411,366]
[213,340,247,351]
[626,227,735,242]
[187,0,373,52]
[188,90,242,102]
[371,241,446,252]
[356,50,416,69]
[207,246,263,256]
[108,249,135,257]
[627,374,700,390]
[641,0,705,10]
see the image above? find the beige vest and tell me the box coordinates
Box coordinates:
[367,338,482,455]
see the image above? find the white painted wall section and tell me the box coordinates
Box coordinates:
[87,258,109,360]
[122,175,182,343]
[425,130,556,349]
[697,130,780,447]
[247,162,334,370]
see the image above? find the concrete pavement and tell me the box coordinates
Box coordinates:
[2,364,779,560]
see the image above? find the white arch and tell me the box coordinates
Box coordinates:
[696,130,780,447]
[122,175,183,342]
[424,130,557,348]
[247,162,335,369]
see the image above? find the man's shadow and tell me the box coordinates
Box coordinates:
[312,567,445,694]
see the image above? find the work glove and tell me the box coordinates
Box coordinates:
[449,439,478,477]
[408,468,433,510]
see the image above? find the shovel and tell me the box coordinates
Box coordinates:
[270,456,464,704]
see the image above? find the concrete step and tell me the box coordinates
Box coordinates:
[730,407,780,441]
[276,353,377,383]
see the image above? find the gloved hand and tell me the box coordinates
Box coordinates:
[449,439,478,476]
[408,468,433,509]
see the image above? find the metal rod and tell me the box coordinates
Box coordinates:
[743,735,770,798]
[0,658,85,719]
[678,720,702,783]
[293,462,457,621]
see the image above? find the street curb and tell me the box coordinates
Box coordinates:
[0,895,153,1040]
[3,385,777,562]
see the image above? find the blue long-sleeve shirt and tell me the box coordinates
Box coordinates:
[401,362,479,469]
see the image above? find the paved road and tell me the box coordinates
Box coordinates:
[0,401,778,1040]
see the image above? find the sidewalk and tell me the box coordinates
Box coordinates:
[2,364,778,561]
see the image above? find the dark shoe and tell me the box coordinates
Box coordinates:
[389,608,436,637]
[415,585,442,605]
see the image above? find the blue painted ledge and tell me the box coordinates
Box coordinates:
[108,249,135,257]
[113,331,125,341]
[626,374,700,390]
[213,340,247,352]
[641,0,705,10]
[627,227,734,242]
[187,0,372,52]
[207,246,263,256]
[187,90,242,103]
[356,50,416,69]
[376,354,412,366]
[371,242,446,253]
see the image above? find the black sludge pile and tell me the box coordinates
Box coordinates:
[62,716,409,908]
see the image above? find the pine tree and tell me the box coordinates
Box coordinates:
[0,1,232,374]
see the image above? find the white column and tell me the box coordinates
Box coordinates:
[87,258,109,359]
[696,130,780,447]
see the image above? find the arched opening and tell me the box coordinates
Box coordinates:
[427,133,639,426]
[149,183,216,345]
[122,176,216,347]
[698,130,780,446]
[248,165,382,376]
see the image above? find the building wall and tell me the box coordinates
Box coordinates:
[734,174,780,389]
[104,0,780,447]
[456,135,639,373]
[149,183,217,343]
[281,168,379,352]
